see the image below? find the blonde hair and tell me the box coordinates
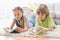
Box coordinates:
[13,7,23,13]
[37,4,49,16]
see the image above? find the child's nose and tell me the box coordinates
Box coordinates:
[40,16,43,18]
[15,16,18,18]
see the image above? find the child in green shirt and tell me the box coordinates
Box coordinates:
[36,4,56,31]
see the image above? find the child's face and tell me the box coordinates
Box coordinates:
[38,12,46,21]
[13,10,23,20]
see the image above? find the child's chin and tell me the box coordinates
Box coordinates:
[17,19,20,20]
[17,18,21,20]
[41,19,45,21]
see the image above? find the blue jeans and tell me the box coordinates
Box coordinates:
[28,16,35,28]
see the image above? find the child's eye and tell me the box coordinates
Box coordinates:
[38,13,40,15]
[14,14,16,16]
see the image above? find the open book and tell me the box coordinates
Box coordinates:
[29,26,47,35]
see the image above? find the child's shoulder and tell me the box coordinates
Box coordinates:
[23,15,27,20]
[47,14,53,21]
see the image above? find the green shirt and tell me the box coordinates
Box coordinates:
[35,15,56,28]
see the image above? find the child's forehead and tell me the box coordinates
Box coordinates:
[39,13,46,15]
[13,10,20,11]
[13,10,22,13]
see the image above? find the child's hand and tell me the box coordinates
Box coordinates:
[4,27,11,32]
[23,28,28,31]
[46,28,54,31]
[6,27,9,29]
[15,27,27,32]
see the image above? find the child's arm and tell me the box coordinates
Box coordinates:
[47,15,56,31]
[15,20,28,32]
[47,26,55,31]
[10,21,15,30]
[15,27,27,32]
[4,21,15,32]
[24,19,28,30]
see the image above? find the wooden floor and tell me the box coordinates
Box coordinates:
[0,36,60,40]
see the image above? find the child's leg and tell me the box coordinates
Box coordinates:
[28,15,35,28]
[28,22,33,28]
